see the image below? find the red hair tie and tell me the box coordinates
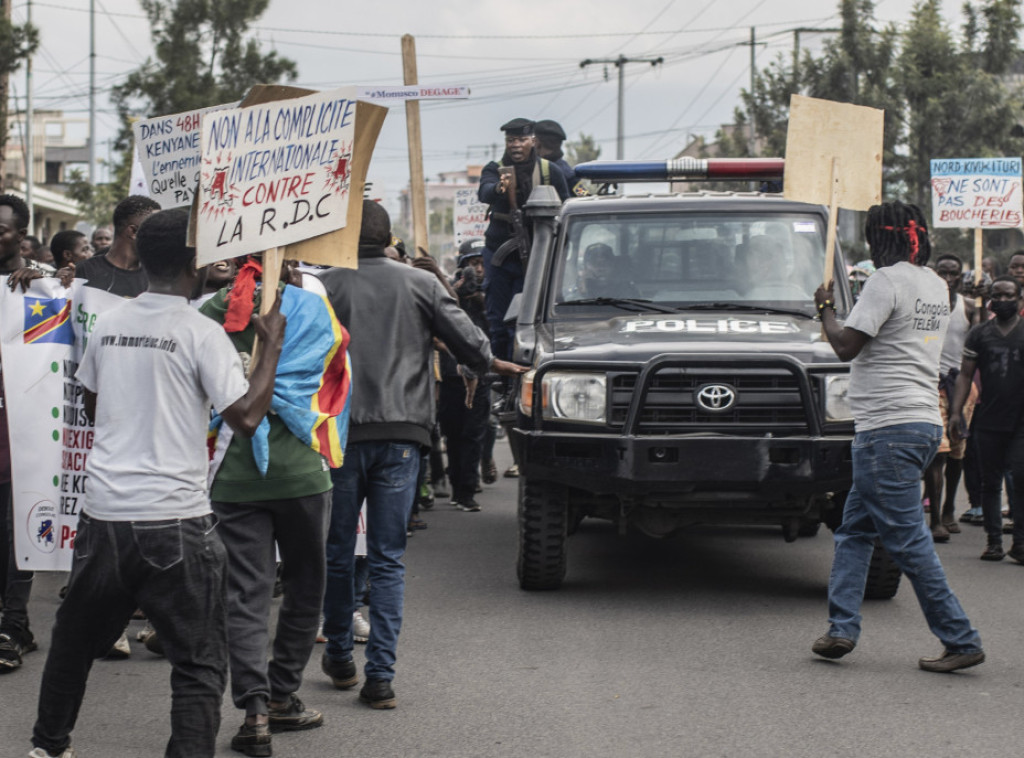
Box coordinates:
[882,222,926,263]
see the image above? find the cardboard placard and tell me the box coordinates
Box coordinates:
[783,94,884,211]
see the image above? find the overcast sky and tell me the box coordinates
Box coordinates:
[17,0,973,211]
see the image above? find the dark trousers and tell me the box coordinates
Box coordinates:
[0,483,33,635]
[212,492,331,715]
[438,380,489,501]
[975,427,1024,545]
[32,513,227,758]
[483,247,524,361]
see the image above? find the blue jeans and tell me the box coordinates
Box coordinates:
[827,423,982,653]
[33,513,228,758]
[323,441,419,681]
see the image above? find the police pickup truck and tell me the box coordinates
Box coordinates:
[509,158,900,597]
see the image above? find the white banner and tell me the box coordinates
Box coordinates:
[196,87,358,264]
[930,157,1024,228]
[453,187,488,246]
[133,103,235,208]
[356,85,469,102]
[3,279,126,570]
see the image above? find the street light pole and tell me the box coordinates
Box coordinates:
[580,54,663,160]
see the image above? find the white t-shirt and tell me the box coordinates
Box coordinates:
[76,292,248,520]
[844,262,949,432]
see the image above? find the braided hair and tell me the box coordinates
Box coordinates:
[864,201,931,269]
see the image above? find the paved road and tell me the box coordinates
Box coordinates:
[3,445,1022,758]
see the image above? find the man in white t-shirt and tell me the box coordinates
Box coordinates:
[29,209,287,758]
[810,201,984,674]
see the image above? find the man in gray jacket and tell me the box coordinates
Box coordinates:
[318,201,524,709]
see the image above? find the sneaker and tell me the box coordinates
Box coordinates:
[315,615,327,644]
[321,653,358,689]
[1003,520,1014,534]
[136,624,164,656]
[359,677,396,709]
[456,497,481,512]
[482,459,498,484]
[106,630,131,659]
[812,634,856,660]
[941,517,961,534]
[918,649,985,673]
[504,464,519,478]
[930,524,950,543]
[1008,544,1024,564]
[28,748,76,758]
[431,477,450,499]
[416,483,434,510]
[230,722,271,757]
[960,508,983,525]
[408,516,428,531]
[268,694,323,732]
[352,610,370,644]
[981,543,1005,561]
[0,629,37,670]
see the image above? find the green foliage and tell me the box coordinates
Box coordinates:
[106,0,297,199]
[65,167,122,227]
[565,133,602,166]
[0,11,39,185]
[720,0,1023,225]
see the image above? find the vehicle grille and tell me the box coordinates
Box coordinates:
[609,368,808,433]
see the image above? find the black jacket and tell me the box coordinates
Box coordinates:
[319,252,492,447]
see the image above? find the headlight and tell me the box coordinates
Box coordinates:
[542,371,607,423]
[823,374,852,422]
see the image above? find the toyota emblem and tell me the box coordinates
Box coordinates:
[696,383,736,412]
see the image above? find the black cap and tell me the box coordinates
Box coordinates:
[457,237,485,266]
[534,119,566,140]
[501,118,534,136]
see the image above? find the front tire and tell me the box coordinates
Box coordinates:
[864,538,902,599]
[517,478,568,590]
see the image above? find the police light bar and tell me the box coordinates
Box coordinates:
[574,157,785,183]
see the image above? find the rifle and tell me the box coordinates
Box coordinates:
[491,165,532,270]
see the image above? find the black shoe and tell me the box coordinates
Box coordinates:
[359,678,396,709]
[0,629,37,671]
[812,634,856,660]
[267,694,322,732]
[456,497,481,512]
[321,653,358,689]
[1008,544,1024,564]
[231,722,271,757]
[482,459,497,485]
[918,649,985,673]
[980,543,1005,561]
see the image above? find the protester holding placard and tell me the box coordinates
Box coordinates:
[811,201,984,674]
[30,208,287,758]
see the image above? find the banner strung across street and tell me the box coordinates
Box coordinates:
[2,278,125,570]
[453,187,488,246]
[930,157,1024,228]
[196,86,359,264]
[132,103,235,208]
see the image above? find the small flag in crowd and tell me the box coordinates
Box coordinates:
[24,297,74,345]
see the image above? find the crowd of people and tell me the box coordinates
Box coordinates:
[1,115,1020,755]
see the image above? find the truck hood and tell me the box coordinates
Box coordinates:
[546,312,843,364]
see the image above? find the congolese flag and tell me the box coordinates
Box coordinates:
[210,284,351,475]
[24,296,74,345]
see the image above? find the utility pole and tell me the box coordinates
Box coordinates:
[0,0,9,190]
[89,0,95,184]
[25,0,32,232]
[401,34,428,256]
[579,54,663,160]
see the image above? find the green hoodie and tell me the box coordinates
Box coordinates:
[200,289,332,502]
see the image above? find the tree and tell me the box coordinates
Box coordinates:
[65,167,122,227]
[0,6,39,189]
[565,133,602,166]
[107,0,297,198]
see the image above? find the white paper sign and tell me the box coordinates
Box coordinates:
[453,187,488,246]
[133,103,234,208]
[930,157,1023,228]
[196,87,358,264]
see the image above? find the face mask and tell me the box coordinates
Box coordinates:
[990,300,1019,320]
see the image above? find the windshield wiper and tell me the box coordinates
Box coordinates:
[684,302,815,319]
[558,297,681,315]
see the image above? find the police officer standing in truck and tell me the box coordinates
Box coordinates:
[478,118,569,362]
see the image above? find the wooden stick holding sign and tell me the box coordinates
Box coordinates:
[783,94,884,339]
[249,246,282,373]
[974,228,984,307]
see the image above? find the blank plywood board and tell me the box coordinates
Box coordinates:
[783,94,883,211]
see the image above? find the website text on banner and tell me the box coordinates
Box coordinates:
[196,87,358,264]
[132,103,235,209]
[930,158,1024,229]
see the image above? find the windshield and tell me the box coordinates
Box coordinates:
[553,211,827,314]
